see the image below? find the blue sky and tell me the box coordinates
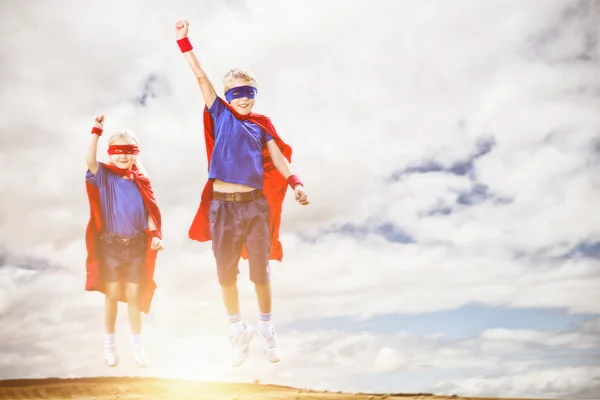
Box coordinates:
[0,0,599,399]
[284,305,597,339]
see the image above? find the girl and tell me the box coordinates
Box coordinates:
[84,114,163,368]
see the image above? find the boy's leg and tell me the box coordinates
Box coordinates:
[222,281,255,367]
[210,199,245,323]
[245,197,281,363]
[221,283,240,317]
[210,198,254,366]
[245,197,271,291]
[254,283,272,318]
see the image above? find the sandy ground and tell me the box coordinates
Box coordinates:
[0,377,552,400]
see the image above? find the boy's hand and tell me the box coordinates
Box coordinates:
[93,114,104,129]
[175,20,189,39]
[294,185,309,205]
[150,237,164,251]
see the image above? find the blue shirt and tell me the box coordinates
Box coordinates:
[86,163,148,237]
[206,97,273,190]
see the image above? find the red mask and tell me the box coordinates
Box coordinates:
[108,144,139,155]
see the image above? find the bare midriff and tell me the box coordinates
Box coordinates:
[212,179,256,193]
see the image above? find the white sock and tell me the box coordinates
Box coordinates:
[131,333,143,347]
[258,320,274,335]
[105,333,116,344]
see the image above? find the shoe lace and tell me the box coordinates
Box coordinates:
[230,332,246,348]
[262,329,278,348]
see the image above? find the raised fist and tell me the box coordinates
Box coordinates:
[175,20,189,40]
[93,114,104,129]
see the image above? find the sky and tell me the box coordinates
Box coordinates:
[0,0,599,398]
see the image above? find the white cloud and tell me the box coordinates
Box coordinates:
[438,366,600,399]
[374,346,404,374]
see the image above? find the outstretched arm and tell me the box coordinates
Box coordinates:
[175,20,217,109]
[86,115,103,175]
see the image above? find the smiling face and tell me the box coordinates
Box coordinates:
[227,78,256,115]
[108,136,138,170]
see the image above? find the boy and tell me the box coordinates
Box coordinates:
[174,20,309,367]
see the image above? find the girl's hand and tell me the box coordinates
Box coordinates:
[94,114,104,129]
[150,236,164,251]
[175,20,189,40]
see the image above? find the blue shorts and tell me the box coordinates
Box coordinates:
[209,190,271,286]
[98,231,147,283]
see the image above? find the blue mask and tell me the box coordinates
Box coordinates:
[225,85,258,103]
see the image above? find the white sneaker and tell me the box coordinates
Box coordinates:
[130,336,149,368]
[256,323,281,363]
[229,323,254,367]
[104,337,119,367]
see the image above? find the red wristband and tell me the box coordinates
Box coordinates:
[177,37,193,53]
[91,126,103,136]
[147,229,162,240]
[287,174,303,189]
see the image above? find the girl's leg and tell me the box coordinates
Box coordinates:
[104,281,120,334]
[126,282,148,367]
[126,282,141,334]
[104,281,120,367]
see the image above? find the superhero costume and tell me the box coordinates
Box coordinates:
[188,97,292,261]
[85,162,162,313]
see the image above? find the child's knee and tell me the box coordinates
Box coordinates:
[105,284,120,302]
[125,284,140,302]
[219,273,238,287]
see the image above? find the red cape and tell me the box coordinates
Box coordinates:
[85,163,162,313]
[188,97,292,261]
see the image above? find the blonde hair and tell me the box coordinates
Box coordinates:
[108,129,139,146]
[223,68,258,93]
[107,129,148,175]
